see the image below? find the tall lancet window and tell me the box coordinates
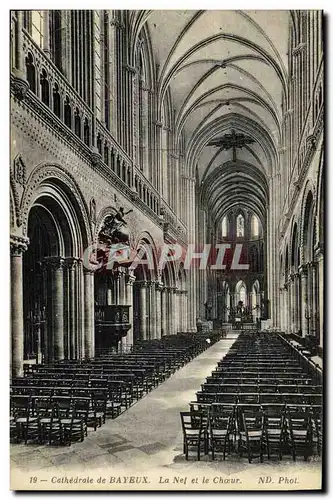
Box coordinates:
[236,214,245,237]
[221,216,228,238]
[239,284,247,305]
[31,11,44,48]
[251,215,259,238]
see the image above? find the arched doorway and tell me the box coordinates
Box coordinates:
[22,175,92,364]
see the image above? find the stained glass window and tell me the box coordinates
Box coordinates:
[221,216,228,237]
[236,214,244,237]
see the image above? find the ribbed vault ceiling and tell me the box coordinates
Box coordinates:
[141,10,289,223]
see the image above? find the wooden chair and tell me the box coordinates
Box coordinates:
[61,401,87,445]
[38,402,63,445]
[11,395,39,444]
[209,410,232,460]
[180,411,206,461]
[264,409,288,460]
[239,411,265,463]
[89,395,107,430]
[310,406,322,455]
[286,410,313,461]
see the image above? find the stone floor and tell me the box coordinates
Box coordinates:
[10,333,322,491]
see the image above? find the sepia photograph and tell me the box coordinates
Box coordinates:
[9,7,324,491]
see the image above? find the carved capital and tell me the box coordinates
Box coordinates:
[126,272,136,286]
[83,268,95,276]
[155,281,164,291]
[124,63,137,75]
[63,257,78,271]
[314,241,324,258]
[10,235,29,256]
[299,264,308,276]
[110,18,125,30]
[141,85,153,94]
[136,280,147,288]
[284,109,293,118]
[43,256,65,271]
[292,42,306,57]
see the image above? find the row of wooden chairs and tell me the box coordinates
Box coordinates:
[180,405,321,462]
[183,331,322,462]
[11,330,225,447]
[10,395,90,445]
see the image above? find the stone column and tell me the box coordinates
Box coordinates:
[184,290,189,332]
[164,287,171,335]
[185,176,197,331]
[169,288,176,335]
[161,287,167,336]
[108,16,120,139]
[155,281,162,340]
[12,11,29,98]
[76,259,85,359]
[294,273,300,333]
[282,283,289,332]
[46,257,65,361]
[107,275,113,305]
[125,271,135,347]
[148,281,157,340]
[306,262,313,334]
[299,265,308,337]
[43,11,50,55]
[289,274,295,332]
[113,270,121,304]
[179,291,184,332]
[315,248,324,348]
[248,292,253,318]
[310,261,318,334]
[60,11,72,83]
[63,257,77,359]
[174,288,180,335]
[138,281,147,340]
[83,269,94,359]
[278,287,285,332]
[11,236,29,377]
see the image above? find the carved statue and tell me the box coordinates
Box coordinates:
[99,207,133,244]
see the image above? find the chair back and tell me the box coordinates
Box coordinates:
[180,411,204,435]
[11,395,31,417]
